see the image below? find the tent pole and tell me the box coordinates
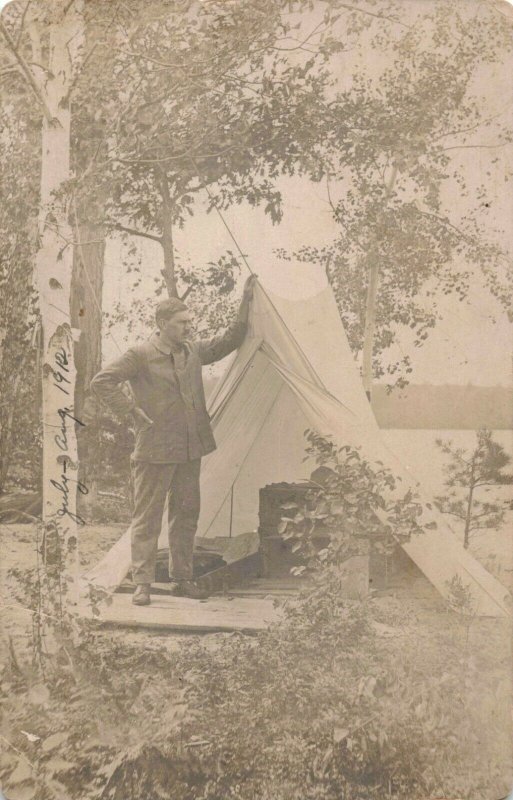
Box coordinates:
[229,484,234,539]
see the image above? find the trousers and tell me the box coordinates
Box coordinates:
[130,459,201,584]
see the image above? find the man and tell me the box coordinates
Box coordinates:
[90,274,256,605]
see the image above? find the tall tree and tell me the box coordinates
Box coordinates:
[1,0,85,600]
[71,0,361,300]
[435,430,512,549]
[285,1,513,395]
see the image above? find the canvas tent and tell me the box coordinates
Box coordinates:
[83,280,511,618]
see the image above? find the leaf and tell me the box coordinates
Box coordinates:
[20,730,40,743]
[371,621,401,638]
[9,759,33,784]
[333,727,349,744]
[45,756,75,776]
[415,701,427,718]
[378,730,388,748]
[28,683,50,706]
[42,732,68,753]
[7,782,36,800]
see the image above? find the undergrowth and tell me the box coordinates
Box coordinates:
[1,440,511,799]
[2,570,510,800]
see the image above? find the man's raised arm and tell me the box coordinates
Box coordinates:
[198,275,256,366]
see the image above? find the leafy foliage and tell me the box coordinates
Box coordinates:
[279,2,513,386]
[71,0,350,296]
[1,428,510,799]
[278,430,426,575]
[103,246,241,347]
[0,90,41,492]
[2,558,510,800]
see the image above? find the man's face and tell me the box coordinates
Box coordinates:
[159,310,192,345]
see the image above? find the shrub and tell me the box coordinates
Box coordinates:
[278,430,427,574]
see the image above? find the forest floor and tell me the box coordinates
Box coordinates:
[1,519,512,800]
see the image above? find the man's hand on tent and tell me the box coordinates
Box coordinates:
[237,275,257,323]
[242,274,257,303]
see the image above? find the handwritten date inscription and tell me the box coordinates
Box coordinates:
[49,346,88,526]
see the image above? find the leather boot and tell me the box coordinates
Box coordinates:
[169,580,209,600]
[132,583,151,605]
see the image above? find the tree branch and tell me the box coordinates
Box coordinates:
[433,111,505,143]
[0,17,54,123]
[67,42,97,94]
[113,223,162,243]
[0,64,21,77]
[470,509,500,519]
[335,3,412,29]
[438,509,465,521]
[15,0,32,50]
[179,285,193,302]
[415,208,472,242]
[443,143,511,152]
[112,142,240,166]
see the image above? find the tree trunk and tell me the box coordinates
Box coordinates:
[360,165,398,401]
[35,1,84,605]
[361,256,380,401]
[71,218,105,417]
[463,473,475,550]
[158,171,178,297]
[71,216,104,512]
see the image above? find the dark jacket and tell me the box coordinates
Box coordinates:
[90,321,246,463]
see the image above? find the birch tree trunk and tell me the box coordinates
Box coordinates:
[35,1,84,605]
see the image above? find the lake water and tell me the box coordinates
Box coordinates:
[382,430,512,575]
[381,429,513,496]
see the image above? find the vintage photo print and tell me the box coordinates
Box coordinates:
[0,0,512,798]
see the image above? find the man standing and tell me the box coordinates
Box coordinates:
[91,275,256,605]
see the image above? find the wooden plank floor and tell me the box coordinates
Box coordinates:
[223,577,309,598]
[78,591,282,633]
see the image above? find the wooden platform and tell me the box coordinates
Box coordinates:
[78,590,282,633]
[224,577,310,598]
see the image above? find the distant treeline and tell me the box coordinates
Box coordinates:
[372,385,513,430]
[204,379,512,430]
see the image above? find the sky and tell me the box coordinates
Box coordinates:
[99,0,513,387]
[103,164,512,386]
